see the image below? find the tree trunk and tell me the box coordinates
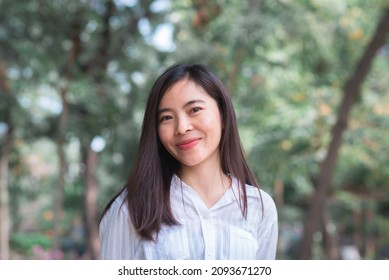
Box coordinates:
[299,8,389,259]
[353,207,362,255]
[52,86,69,257]
[0,61,12,260]
[321,211,339,259]
[84,148,100,259]
[80,0,113,259]
[227,48,244,94]
[363,200,376,259]
[52,15,82,258]
[0,129,11,260]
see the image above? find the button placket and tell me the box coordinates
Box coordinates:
[200,213,215,259]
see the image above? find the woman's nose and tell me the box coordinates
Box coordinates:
[175,115,193,134]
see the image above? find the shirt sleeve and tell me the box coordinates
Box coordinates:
[256,190,279,260]
[99,196,140,259]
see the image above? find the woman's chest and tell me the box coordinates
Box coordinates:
[137,218,258,260]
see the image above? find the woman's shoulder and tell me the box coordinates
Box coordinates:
[99,188,134,239]
[102,189,129,220]
[115,189,128,206]
[99,189,140,260]
[230,177,270,198]
[245,183,277,213]
[244,182,271,198]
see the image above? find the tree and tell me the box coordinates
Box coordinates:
[0,61,13,260]
[1,0,389,260]
[299,7,389,259]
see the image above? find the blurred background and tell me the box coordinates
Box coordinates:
[0,0,389,260]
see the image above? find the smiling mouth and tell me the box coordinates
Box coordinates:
[176,138,201,150]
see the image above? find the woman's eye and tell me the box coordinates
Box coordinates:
[160,115,172,122]
[191,107,202,113]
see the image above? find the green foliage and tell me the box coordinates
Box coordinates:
[10,232,51,253]
[1,0,389,259]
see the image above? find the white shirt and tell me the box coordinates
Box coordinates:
[99,175,278,260]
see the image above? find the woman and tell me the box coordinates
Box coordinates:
[99,63,278,259]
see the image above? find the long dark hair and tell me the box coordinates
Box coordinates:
[102,63,260,241]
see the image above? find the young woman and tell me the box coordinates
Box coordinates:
[99,63,278,259]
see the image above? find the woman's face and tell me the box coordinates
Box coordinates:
[157,79,223,169]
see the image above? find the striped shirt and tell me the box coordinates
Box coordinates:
[99,175,278,260]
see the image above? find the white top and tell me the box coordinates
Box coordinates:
[99,175,278,260]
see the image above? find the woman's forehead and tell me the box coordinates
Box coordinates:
[159,80,210,104]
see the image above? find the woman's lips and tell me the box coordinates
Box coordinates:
[176,138,201,150]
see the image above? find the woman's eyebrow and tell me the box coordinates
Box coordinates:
[183,99,205,108]
[158,99,205,115]
[158,107,171,115]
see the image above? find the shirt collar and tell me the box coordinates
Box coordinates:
[170,174,245,212]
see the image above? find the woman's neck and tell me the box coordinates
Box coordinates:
[179,162,231,208]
